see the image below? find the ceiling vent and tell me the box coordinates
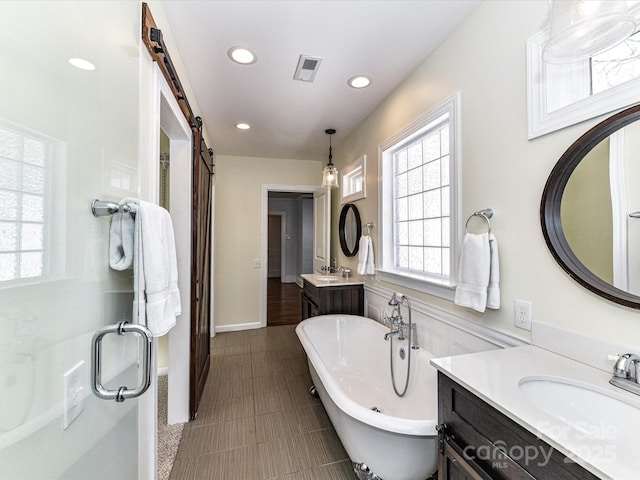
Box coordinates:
[293,55,323,82]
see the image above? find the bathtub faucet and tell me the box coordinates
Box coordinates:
[384,294,406,341]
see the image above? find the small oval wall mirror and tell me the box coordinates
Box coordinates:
[541,103,640,309]
[339,203,362,257]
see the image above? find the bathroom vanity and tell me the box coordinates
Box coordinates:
[436,373,598,479]
[300,274,364,319]
[432,345,640,480]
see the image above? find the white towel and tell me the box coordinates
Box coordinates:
[365,236,375,274]
[136,200,182,336]
[108,201,137,271]
[486,234,500,310]
[454,233,491,313]
[357,235,376,275]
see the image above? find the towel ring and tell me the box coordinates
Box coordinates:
[465,209,493,234]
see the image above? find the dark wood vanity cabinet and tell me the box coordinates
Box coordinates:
[437,373,599,480]
[301,280,364,320]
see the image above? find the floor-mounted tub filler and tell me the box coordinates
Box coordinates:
[296,315,438,480]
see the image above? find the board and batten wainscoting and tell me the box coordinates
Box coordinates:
[364,284,525,357]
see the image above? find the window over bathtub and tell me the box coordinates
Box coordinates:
[378,93,461,300]
[0,120,64,285]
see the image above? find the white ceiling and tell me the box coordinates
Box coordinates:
[163,0,481,161]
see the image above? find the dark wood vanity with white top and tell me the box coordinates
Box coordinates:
[437,373,599,480]
[300,274,364,320]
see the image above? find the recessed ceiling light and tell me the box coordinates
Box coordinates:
[227,47,257,65]
[348,75,372,89]
[68,57,96,71]
[235,122,251,130]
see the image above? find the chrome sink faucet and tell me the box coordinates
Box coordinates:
[321,258,344,274]
[610,353,640,395]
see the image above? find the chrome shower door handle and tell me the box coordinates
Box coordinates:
[91,321,153,402]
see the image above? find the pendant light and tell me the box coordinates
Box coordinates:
[322,128,339,188]
[543,0,636,64]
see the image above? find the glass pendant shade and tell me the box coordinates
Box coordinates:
[321,128,339,188]
[543,0,637,64]
[322,164,339,188]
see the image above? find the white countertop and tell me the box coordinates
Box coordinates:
[301,273,365,287]
[430,345,640,480]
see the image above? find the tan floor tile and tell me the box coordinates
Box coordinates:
[255,409,302,443]
[210,394,255,423]
[168,455,199,479]
[253,373,289,395]
[193,445,260,480]
[187,416,257,456]
[299,429,349,469]
[254,389,295,416]
[296,404,332,433]
[214,376,254,400]
[172,325,355,480]
[257,435,306,479]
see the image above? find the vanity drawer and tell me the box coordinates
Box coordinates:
[438,373,599,480]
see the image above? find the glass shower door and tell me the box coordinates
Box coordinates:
[0,1,143,478]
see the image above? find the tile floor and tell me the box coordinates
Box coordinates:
[169,325,359,480]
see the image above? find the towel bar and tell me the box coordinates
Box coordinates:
[91,199,134,217]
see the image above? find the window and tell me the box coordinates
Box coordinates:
[0,121,52,283]
[341,154,366,203]
[527,6,640,139]
[378,93,460,299]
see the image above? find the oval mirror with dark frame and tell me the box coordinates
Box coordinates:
[541,103,640,309]
[339,203,362,257]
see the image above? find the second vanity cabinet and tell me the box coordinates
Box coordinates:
[301,279,364,319]
[437,373,599,480]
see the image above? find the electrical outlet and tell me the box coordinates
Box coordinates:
[514,299,532,331]
[63,361,85,430]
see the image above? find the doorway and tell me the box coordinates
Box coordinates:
[262,187,318,327]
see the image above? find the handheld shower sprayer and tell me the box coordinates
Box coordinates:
[385,292,417,397]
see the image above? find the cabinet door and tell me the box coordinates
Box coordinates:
[440,439,493,480]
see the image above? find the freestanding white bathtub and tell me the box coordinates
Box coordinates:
[295,315,438,480]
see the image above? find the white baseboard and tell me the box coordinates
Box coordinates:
[215,321,262,333]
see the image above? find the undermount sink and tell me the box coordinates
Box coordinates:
[316,275,340,282]
[518,376,640,440]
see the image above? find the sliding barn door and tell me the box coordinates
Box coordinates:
[190,126,213,418]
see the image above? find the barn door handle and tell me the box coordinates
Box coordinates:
[91,321,152,402]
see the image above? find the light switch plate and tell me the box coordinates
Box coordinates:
[63,361,85,430]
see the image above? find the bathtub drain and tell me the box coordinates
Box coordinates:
[370,406,382,413]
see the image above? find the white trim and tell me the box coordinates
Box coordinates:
[215,321,262,333]
[377,93,462,299]
[260,184,320,327]
[341,154,366,203]
[375,269,455,301]
[609,129,628,291]
[138,60,192,480]
[527,23,640,139]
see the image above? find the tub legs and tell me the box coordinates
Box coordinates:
[309,385,319,398]
[352,462,382,480]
